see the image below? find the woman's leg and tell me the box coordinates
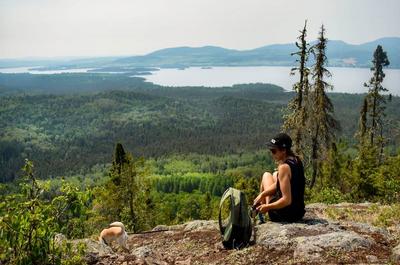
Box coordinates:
[260,171,278,204]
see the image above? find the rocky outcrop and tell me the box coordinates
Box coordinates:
[82,203,400,265]
[256,219,384,263]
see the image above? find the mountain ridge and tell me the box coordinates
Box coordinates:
[1,37,399,69]
[115,37,400,68]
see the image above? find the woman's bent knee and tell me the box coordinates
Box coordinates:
[262,172,273,181]
[262,172,276,186]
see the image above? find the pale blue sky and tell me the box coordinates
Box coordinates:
[0,0,399,58]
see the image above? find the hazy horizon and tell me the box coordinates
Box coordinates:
[1,0,400,59]
[1,36,400,61]
[0,36,399,62]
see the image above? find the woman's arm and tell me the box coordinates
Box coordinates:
[256,163,292,213]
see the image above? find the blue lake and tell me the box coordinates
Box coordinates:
[141,66,400,96]
[1,66,399,96]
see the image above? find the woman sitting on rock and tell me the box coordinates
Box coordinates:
[253,133,305,222]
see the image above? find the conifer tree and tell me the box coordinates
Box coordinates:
[101,143,129,219]
[309,25,340,188]
[94,143,151,232]
[283,20,311,158]
[113,142,127,176]
[353,45,390,198]
[364,45,390,161]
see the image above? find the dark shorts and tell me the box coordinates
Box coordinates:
[268,208,304,223]
[268,195,304,222]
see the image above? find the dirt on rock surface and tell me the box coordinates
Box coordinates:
[84,203,400,265]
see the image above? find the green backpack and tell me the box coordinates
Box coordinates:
[218,187,253,249]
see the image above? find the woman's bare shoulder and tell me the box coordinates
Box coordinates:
[278,163,291,171]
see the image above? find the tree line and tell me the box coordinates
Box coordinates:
[1,82,399,182]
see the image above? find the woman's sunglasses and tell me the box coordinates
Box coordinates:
[270,149,278,154]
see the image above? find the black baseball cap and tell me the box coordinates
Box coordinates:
[266,133,292,150]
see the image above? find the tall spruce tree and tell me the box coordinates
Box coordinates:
[283,20,311,158]
[364,45,390,161]
[110,142,127,185]
[353,45,390,198]
[113,143,127,173]
[309,25,340,188]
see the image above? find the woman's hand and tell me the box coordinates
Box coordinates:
[253,192,265,207]
[256,204,269,214]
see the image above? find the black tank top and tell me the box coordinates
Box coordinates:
[268,157,305,222]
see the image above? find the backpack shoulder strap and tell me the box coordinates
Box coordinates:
[219,187,233,234]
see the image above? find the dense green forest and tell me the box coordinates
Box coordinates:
[1,74,399,182]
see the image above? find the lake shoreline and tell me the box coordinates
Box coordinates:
[0,65,399,96]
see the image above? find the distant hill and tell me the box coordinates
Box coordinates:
[0,56,125,69]
[115,37,400,68]
[1,37,399,69]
